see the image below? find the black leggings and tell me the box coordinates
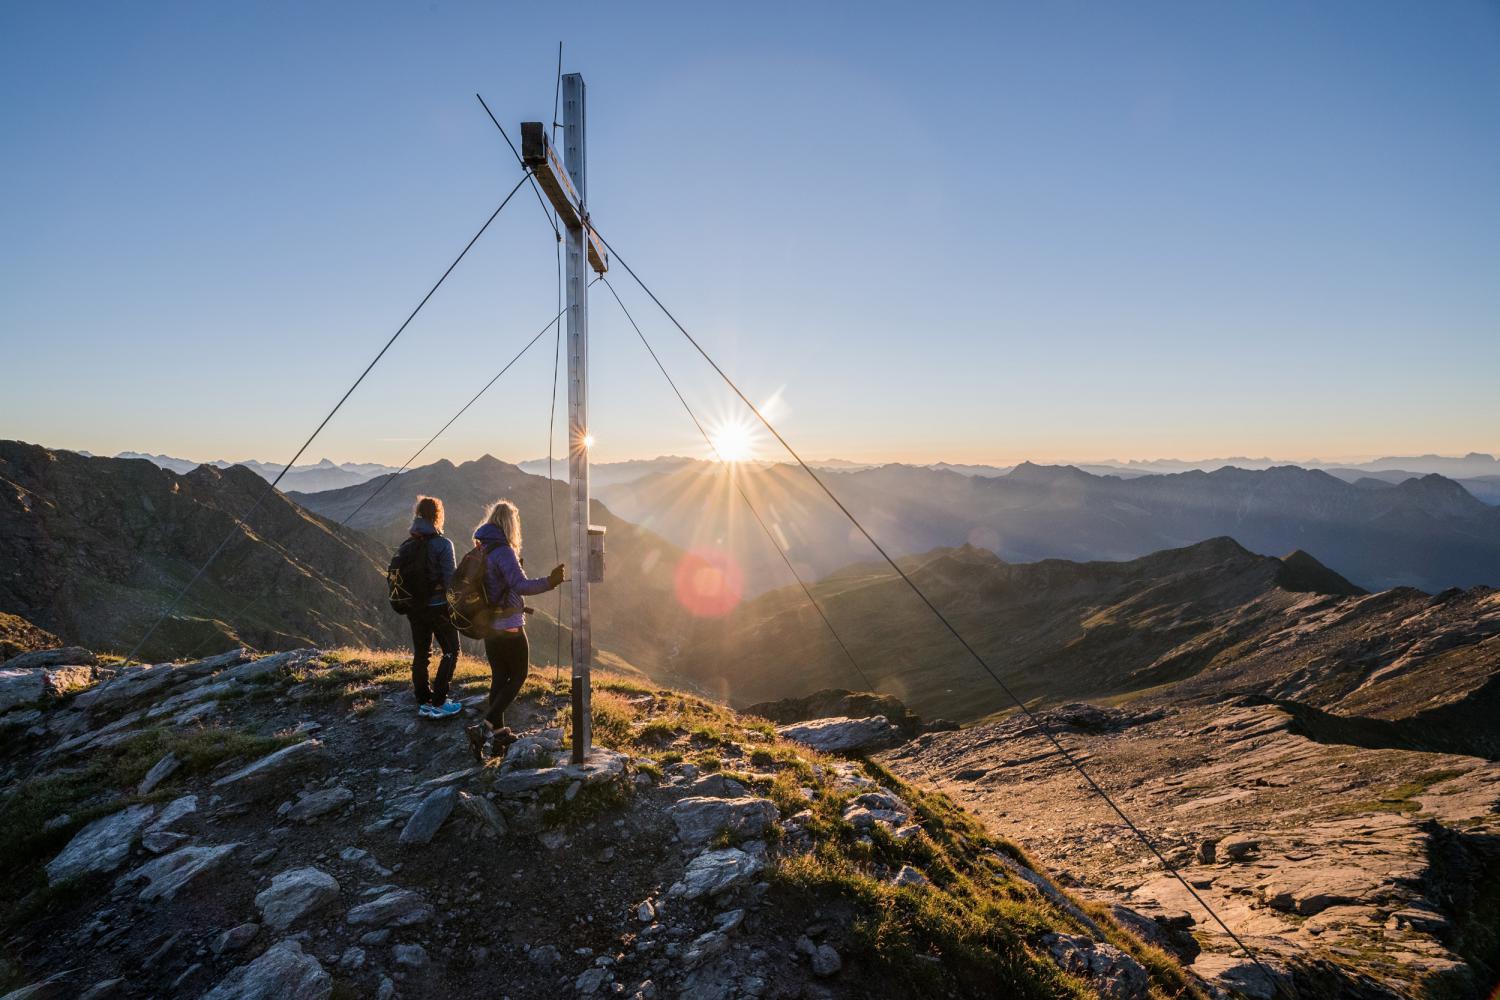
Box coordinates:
[482,630,530,729]
[409,605,459,706]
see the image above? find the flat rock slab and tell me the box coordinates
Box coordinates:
[224,648,314,683]
[345,888,434,928]
[150,794,198,832]
[46,803,156,884]
[0,669,46,713]
[212,740,327,794]
[118,842,239,901]
[491,748,627,798]
[399,786,457,845]
[777,716,903,754]
[137,752,181,795]
[200,939,331,1000]
[283,787,353,823]
[669,848,765,900]
[2,646,97,670]
[669,797,779,846]
[256,867,341,930]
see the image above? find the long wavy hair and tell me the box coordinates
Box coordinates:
[414,495,444,532]
[480,499,521,551]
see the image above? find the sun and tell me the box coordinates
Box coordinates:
[707,418,757,463]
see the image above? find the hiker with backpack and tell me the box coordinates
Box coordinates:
[456,499,564,760]
[387,496,462,719]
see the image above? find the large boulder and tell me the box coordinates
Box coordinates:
[669,797,778,847]
[776,716,903,754]
[746,689,923,736]
[46,804,156,884]
[0,669,46,713]
[256,868,341,930]
[282,787,353,823]
[200,939,331,1000]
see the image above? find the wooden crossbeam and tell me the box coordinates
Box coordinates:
[521,122,608,273]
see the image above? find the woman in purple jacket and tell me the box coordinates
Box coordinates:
[465,499,564,760]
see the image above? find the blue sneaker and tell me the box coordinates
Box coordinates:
[431,699,463,718]
[418,703,437,719]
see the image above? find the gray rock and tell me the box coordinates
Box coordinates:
[811,943,842,977]
[149,793,198,831]
[668,848,765,900]
[458,790,507,837]
[528,944,561,966]
[0,669,46,713]
[0,971,75,1000]
[338,946,366,970]
[1042,933,1149,1000]
[118,842,239,901]
[392,943,429,969]
[3,646,96,670]
[46,804,156,884]
[135,749,180,797]
[399,785,457,845]
[420,767,480,789]
[284,787,353,823]
[345,888,434,928]
[684,774,748,798]
[77,979,124,1000]
[575,967,609,993]
[200,938,331,1000]
[776,716,903,754]
[892,864,930,888]
[255,867,341,930]
[375,978,395,1000]
[223,648,314,683]
[71,662,182,710]
[214,923,261,955]
[359,929,391,946]
[142,829,189,853]
[211,740,327,793]
[1190,953,1289,1000]
[669,797,779,847]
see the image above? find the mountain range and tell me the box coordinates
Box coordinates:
[0,441,403,660]
[115,453,399,493]
[597,460,1500,595]
[678,535,1500,753]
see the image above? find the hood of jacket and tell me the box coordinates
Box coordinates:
[410,517,440,537]
[474,522,510,546]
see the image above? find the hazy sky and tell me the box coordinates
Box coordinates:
[3,2,1497,467]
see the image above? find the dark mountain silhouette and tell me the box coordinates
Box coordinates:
[0,441,402,660]
[598,461,1500,594]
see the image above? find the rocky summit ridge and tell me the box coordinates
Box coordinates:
[1,644,1209,1000]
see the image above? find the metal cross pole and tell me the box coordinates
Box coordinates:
[522,72,608,764]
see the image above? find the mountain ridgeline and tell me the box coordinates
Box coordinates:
[0,441,403,660]
[597,460,1500,595]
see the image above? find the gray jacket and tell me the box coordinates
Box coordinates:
[409,517,457,606]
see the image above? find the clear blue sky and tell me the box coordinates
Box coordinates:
[3,1,1497,467]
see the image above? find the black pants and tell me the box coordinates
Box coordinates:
[409,605,459,706]
[481,630,530,729]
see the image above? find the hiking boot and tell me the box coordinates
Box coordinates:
[465,723,489,762]
[431,699,463,718]
[492,726,519,754]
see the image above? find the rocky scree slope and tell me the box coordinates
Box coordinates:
[886,698,1500,1000]
[0,645,1204,1000]
[0,442,403,661]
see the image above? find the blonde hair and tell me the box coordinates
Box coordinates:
[481,499,521,550]
[414,496,443,531]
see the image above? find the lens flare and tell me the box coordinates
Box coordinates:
[672,548,744,617]
[707,417,757,463]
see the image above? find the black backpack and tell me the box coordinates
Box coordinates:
[387,535,434,615]
[448,540,525,639]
